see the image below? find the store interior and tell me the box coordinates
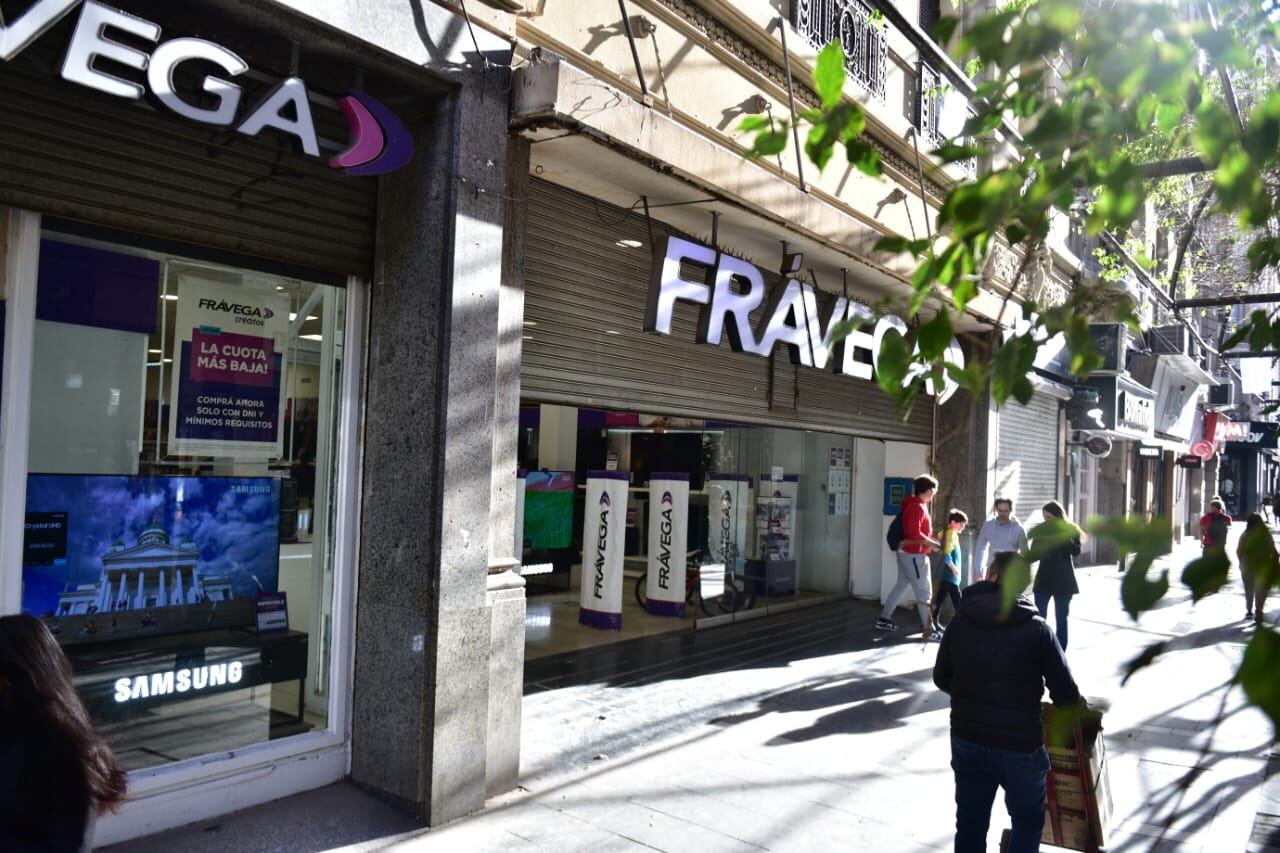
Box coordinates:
[519,404,855,658]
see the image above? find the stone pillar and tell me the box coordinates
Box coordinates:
[485,136,530,797]
[115,573,126,610]
[159,567,166,607]
[334,4,514,826]
[174,568,184,605]
[135,571,144,609]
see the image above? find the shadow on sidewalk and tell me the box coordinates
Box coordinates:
[524,598,922,696]
[705,666,943,741]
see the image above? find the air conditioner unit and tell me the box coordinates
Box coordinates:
[1147,325,1192,357]
[1208,382,1239,408]
[1088,323,1131,375]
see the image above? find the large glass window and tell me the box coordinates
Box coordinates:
[21,231,347,771]
[519,404,854,657]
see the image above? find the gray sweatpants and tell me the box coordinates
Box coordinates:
[881,550,933,626]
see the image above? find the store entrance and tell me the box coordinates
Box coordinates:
[518,404,854,658]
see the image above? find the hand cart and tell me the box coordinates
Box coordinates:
[1001,701,1111,852]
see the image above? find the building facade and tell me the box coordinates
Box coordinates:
[0,0,522,843]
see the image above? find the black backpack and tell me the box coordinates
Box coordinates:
[886,510,905,552]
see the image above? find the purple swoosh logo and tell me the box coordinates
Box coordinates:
[600,492,612,507]
[661,492,673,505]
[330,91,414,176]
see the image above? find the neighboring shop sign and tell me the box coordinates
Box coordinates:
[706,474,751,572]
[645,473,689,617]
[1137,445,1161,458]
[1068,376,1156,441]
[168,279,288,460]
[645,236,964,404]
[1084,435,1112,458]
[0,0,413,175]
[1224,421,1280,450]
[1178,455,1203,469]
[579,472,628,630]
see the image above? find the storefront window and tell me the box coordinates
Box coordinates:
[519,404,853,656]
[21,231,347,771]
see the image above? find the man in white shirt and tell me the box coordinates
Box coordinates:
[973,498,1029,584]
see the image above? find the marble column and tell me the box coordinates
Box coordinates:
[135,571,144,609]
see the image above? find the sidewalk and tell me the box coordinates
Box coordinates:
[108,533,1278,852]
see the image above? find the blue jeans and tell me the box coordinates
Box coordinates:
[1034,590,1072,651]
[951,735,1049,853]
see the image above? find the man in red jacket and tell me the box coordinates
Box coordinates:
[877,475,943,639]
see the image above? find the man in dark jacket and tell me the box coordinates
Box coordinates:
[933,551,1082,852]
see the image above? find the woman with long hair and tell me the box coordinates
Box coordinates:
[0,613,127,851]
[1236,513,1276,624]
[1032,500,1085,651]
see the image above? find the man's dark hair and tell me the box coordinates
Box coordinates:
[913,475,939,496]
[994,497,1013,511]
[988,550,1030,591]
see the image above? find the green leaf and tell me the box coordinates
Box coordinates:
[934,142,985,163]
[752,130,789,157]
[1155,101,1183,134]
[1248,310,1271,353]
[874,327,911,396]
[737,115,772,133]
[917,311,953,361]
[1121,640,1169,686]
[846,139,883,177]
[1237,628,1280,734]
[1181,549,1230,603]
[1087,516,1173,619]
[932,15,960,48]
[814,40,847,109]
[874,236,929,257]
[1222,325,1250,351]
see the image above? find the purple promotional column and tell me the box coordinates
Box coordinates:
[579,471,629,630]
[646,472,689,616]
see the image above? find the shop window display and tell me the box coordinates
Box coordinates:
[20,232,347,771]
[519,404,854,656]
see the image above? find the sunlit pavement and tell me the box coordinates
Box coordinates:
[108,531,1280,852]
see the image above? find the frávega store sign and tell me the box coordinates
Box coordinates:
[644,236,964,404]
[0,0,412,175]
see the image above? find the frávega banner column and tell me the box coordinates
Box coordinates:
[579,471,629,630]
[646,472,689,617]
[707,474,751,573]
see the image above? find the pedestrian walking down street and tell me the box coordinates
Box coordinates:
[932,509,969,632]
[0,614,127,852]
[1236,513,1276,624]
[877,475,943,639]
[934,551,1083,853]
[973,498,1029,584]
[1032,500,1084,652]
[1200,497,1232,556]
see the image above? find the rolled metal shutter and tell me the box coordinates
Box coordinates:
[0,47,376,276]
[522,179,932,442]
[995,394,1062,521]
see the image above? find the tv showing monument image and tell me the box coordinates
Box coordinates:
[22,474,281,642]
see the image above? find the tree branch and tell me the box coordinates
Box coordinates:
[1168,184,1216,302]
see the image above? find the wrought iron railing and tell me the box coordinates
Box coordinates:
[917,61,977,176]
[792,0,888,101]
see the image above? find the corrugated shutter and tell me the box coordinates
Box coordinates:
[0,47,376,276]
[995,394,1062,521]
[522,179,932,441]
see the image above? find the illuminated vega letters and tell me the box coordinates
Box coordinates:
[645,235,964,404]
[0,0,412,174]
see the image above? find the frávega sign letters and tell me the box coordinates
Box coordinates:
[645,236,964,404]
[0,0,412,175]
